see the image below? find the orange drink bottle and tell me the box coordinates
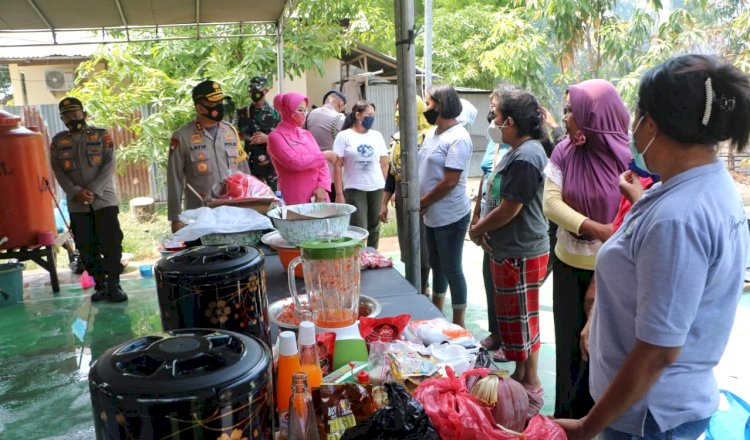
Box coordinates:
[297,321,323,389]
[276,331,301,413]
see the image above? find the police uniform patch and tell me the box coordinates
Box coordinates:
[88,134,99,141]
[170,137,179,154]
[225,131,234,141]
[91,155,102,165]
[59,138,71,146]
[197,162,208,172]
[63,160,73,170]
[104,133,113,148]
[191,134,202,144]
[197,152,206,161]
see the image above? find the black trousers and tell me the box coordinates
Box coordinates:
[552,257,595,419]
[70,206,123,289]
[483,253,499,336]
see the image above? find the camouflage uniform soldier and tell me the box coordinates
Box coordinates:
[233,76,281,191]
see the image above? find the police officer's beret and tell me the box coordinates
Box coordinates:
[249,76,268,89]
[323,89,347,104]
[192,80,226,103]
[59,97,83,114]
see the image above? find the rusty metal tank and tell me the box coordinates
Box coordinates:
[0,110,56,249]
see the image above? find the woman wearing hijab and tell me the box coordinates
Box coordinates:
[333,100,389,249]
[543,79,631,419]
[267,92,336,205]
[380,96,433,296]
[557,54,750,440]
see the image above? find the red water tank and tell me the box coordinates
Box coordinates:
[0,110,56,249]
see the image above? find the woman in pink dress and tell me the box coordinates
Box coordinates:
[267,92,336,205]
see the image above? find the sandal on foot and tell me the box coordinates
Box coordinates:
[480,334,503,350]
[492,348,509,363]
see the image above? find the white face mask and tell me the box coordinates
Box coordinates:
[486,119,508,144]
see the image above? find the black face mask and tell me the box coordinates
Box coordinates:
[65,119,85,132]
[250,88,265,103]
[200,103,224,121]
[423,107,439,125]
[486,110,495,124]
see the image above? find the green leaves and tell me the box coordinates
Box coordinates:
[72,0,391,168]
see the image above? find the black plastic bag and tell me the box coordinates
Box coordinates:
[341,382,440,440]
[475,347,493,369]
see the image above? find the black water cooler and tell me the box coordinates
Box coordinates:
[89,329,274,439]
[154,245,270,347]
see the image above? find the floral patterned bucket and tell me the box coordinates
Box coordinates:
[89,329,274,439]
[155,245,270,348]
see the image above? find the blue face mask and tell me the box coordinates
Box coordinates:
[629,115,656,174]
[362,115,375,130]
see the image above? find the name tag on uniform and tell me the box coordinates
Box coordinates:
[190,144,206,151]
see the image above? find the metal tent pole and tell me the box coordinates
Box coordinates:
[394,0,421,293]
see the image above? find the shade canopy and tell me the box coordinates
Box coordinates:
[0,0,291,46]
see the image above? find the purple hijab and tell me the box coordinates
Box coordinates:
[550,79,631,226]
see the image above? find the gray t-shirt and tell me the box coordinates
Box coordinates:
[484,139,549,260]
[591,161,749,435]
[306,105,344,151]
[418,124,472,228]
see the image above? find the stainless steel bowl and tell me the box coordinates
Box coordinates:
[268,294,382,331]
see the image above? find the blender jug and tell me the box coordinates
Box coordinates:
[287,237,361,329]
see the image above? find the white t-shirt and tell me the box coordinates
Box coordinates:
[418,124,473,228]
[333,128,388,191]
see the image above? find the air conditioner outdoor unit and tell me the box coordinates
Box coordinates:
[44,70,75,91]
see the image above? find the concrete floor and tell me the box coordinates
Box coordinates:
[1,239,749,438]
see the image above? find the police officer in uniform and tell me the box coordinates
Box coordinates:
[50,97,127,302]
[168,80,251,233]
[233,76,281,190]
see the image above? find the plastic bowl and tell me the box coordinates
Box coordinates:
[139,264,153,277]
[266,203,356,246]
[275,246,303,278]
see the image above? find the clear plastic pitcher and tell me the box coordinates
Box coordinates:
[288,237,361,329]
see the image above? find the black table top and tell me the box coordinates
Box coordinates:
[260,246,444,321]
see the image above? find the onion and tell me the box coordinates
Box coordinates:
[469,371,529,432]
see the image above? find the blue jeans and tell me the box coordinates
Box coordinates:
[425,212,470,308]
[599,412,711,440]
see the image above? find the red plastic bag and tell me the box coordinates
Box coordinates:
[414,367,567,440]
[213,172,275,200]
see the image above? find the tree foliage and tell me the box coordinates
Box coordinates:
[74,0,750,166]
[73,1,390,167]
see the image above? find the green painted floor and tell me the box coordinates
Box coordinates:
[1,244,749,438]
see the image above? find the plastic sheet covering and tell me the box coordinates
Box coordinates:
[174,206,272,242]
